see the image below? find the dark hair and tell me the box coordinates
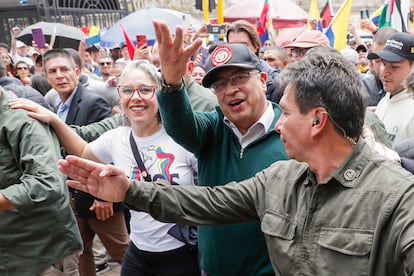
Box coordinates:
[63,48,82,69]
[277,51,366,138]
[43,49,77,72]
[226,20,261,57]
[14,60,30,78]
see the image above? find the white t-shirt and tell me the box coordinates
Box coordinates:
[90,126,197,252]
[375,89,414,146]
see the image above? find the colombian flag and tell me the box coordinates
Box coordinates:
[324,0,353,50]
[308,0,322,31]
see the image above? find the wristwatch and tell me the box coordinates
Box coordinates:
[161,76,184,93]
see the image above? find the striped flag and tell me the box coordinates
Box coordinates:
[257,0,269,45]
[378,0,410,32]
[320,0,333,28]
[308,0,322,31]
[324,0,353,50]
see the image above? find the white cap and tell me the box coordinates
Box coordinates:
[340,48,359,65]
[16,40,27,48]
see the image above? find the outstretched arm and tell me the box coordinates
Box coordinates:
[60,155,130,202]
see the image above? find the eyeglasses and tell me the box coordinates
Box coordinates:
[117,85,157,100]
[99,61,112,66]
[17,66,29,70]
[289,48,308,59]
[210,70,260,95]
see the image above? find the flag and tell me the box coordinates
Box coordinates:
[321,0,333,28]
[324,0,353,50]
[308,0,322,31]
[371,6,384,26]
[120,24,135,60]
[257,0,270,45]
[85,25,100,46]
[379,0,410,32]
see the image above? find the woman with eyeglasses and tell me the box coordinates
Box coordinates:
[9,60,200,276]
[14,60,32,85]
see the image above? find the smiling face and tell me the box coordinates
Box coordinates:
[120,69,160,136]
[214,67,267,134]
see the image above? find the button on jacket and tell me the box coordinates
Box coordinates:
[125,140,414,275]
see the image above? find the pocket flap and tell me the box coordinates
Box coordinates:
[261,211,296,240]
[318,228,373,256]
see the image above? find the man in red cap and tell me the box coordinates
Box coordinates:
[283,30,330,62]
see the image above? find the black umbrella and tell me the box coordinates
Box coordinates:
[16,21,86,50]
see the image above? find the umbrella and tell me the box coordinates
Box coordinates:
[212,0,307,29]
[16,21,86,50]
[100,8,202,48]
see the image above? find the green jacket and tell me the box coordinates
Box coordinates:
[125,139,414,275]
[0,91,82,275]
[157,88,288,276]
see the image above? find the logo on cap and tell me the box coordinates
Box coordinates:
[211,46,233,66]
[385,39,403,51]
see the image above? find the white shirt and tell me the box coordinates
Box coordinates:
[375,89,414,146]
[90,126,197,252]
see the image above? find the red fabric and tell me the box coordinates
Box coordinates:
[321,0,333,28]
[257,0,269,36]
[120,24,135,60]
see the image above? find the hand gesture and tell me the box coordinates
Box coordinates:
[59,155,130,203]
[153,20,203,84]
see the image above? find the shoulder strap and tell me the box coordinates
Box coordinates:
[129,131,152,182]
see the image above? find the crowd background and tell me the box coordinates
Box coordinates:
[2,0,414,275]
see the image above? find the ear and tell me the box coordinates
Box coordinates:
[310,107,328,135]
[260,71,267,91]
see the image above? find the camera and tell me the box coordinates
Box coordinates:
[207,24,226,35]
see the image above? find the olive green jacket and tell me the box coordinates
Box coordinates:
[0,91,82,275]
[125,139,414,275]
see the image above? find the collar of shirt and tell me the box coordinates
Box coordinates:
[56,87,78,121]
[386,89,412,102]
[223,101,275,149]
[316,139,370,188]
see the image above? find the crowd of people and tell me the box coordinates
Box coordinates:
[1,13,414,276]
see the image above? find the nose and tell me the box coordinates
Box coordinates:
[275,115,284,133]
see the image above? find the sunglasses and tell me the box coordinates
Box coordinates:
[99,61,112,66]
[17,67,29,70]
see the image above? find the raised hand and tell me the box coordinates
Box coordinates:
[153,20,203,84]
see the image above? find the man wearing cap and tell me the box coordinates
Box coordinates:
[283,30,330,62]
[152,20,288,276]
[367,32,414,146]
[361,27,397,106]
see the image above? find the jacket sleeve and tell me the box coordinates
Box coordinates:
[0,111,65,216]
[70,113,123,142]
[156,88,217,155]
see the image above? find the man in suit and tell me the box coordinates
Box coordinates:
[43,49,129,275]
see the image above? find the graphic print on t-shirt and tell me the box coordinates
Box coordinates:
[129,144,176,183]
